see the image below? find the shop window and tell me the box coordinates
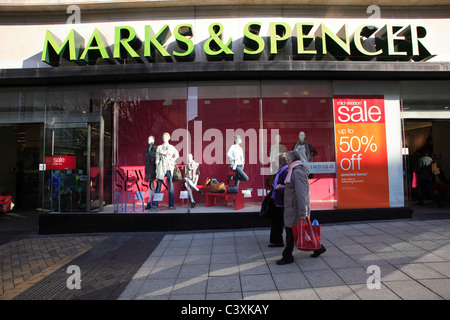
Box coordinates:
[115,85,187,213]
[261,81,336,210]
[186,83,262,210]
[114,81,337,213]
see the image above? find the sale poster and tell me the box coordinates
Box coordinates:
[333,96,390,209]
[45,156,76,171]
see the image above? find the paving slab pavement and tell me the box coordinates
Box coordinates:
[118,218,450,301]
[1,208,449,302]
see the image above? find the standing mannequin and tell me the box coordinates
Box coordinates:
[154,132,179,210]
[226,135,249,190]
[184,154,204,208]
[292,131,317,163]
[145,135,157,210]
[270,134,287,174]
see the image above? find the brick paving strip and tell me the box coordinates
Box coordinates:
[0,235,106,300]
[0,233,164,300]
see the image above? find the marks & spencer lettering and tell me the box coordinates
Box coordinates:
[41,22,434,66]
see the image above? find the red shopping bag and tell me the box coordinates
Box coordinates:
[0,192,13,214]
[292,218,321,251]
[412,172,417,188]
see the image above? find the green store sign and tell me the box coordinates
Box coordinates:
[41,22,434,66]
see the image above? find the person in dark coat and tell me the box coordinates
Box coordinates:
[268,155,288,247]
[276,151,325,265]
[414,149,442,208]
[145,135,157,210]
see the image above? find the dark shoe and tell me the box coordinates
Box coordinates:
[190,202,196,208]
[227,175,233,184]
[198,190,204,195]
[268,243,284,247]
[276,257,294,265]
[145,203,151,210]
[310,245,326,258]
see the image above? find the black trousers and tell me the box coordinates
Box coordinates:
[269,206,284,244]
[282,227,295,259]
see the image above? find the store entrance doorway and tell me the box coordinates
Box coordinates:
[0,124,41,213]
[404,120,450,207]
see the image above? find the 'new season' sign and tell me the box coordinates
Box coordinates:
[41,21,434,66]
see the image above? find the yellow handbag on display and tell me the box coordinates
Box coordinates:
[210,182,226,193]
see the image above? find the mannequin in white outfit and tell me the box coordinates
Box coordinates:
[154,132,179,209]
[226,135,249,189]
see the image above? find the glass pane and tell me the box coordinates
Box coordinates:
[261,81,336,210]
[115,84,188,213]
[401,81,450,111]
[43,86,107,212]
[187,82,262,211]
[0,87,46,124]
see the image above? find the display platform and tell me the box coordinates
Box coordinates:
[38,204,412,235]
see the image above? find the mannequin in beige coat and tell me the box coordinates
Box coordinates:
[153,132,179,209]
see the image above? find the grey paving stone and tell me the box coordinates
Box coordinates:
[322,254,360,269]
[348,284,401,300]
[206,275,241,293]
[169,293,206,300]
[377,264,412,282]
[384,280,443,300]
[425,261,450,277]
[279,288,320,300]
[297,256,331,271]
[172,276,208,295]
[394,263,448,279]
[241,274,277,292]
[242,291,281,300]
[418,279,450,299]
[303,269,345,287]
[339,244,372,255]
[272,271,311,290]
[334,266,370,285]
[136,278,176,299]
[183,254,211,265]
[210,252,238,264]
[206,292,243,300]
[313,285,360,300]
[147,265,182,279]
[238,261,271,275]
[178,264,210,278]
[209,263,240,277]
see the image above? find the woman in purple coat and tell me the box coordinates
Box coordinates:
[268,155,288,247]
